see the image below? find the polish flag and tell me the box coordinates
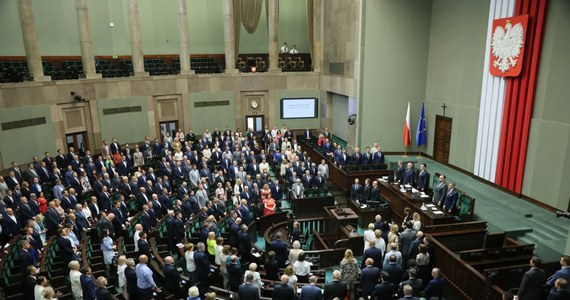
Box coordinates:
[403,102,411,147]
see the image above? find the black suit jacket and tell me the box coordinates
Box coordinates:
[138,239,152,258]
[23,276,36,300]
[323,280,347,300]
[57,236,75,264]
[95,287,114,300]
[518,268,546,300]
[239,283,260,300]
[162,264,182,293]
[361,266,381,297]
[272,283,295,300]
[271,239,289,266]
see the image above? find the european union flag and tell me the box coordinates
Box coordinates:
[416,102,427,147]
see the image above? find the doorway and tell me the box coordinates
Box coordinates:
[246,115,264,132]
[66,132,88,156]
[433,115,452,163]
[159,120,179,140]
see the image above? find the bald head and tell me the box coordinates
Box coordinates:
[139,255,148,264]
[165,256,174,264]
[281,274,289,284]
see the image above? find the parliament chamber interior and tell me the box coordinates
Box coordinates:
[0,0,569,300]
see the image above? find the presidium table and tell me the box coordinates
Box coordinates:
[378,179,457,226]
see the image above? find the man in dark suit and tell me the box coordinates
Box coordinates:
[371,271,396,300]
[323,270,347,300]
[350,147,362,165]
[362,179,372,203]
[402,162,415,186]
[399,269,423,298]
[162,256,184,298]
[303,127,313,140]
[424,268,445,300]
[394,161,405,183]
[443,182,459,215]
[361,258,381,298]
[239,274,260,300]
[227,255,243,292]
[271,179,283,201]
[416,163,429,192]
[194,242,211,295]
[23,266,37,300]
[548,278,570,300]
[238,225,253,262]
[384,254,403,287]
[398,284,420,300]
[369,180,381,203]
[362,239,384,269]
[95,276,114,300]
[272,274,295,300]
[547,255,570,293]
[57,228,76,265]
[399,221,417,269]
[2,208,21,240]
[19,241,35,281]
[271,232,289,268]
[408,231,424,263]
[137,231,152,258]
[299,276,322,300]
[229,218,241,247]
[517,256,547,300]
[350,179,362,201]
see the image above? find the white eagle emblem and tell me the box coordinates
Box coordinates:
[491,20,524,73]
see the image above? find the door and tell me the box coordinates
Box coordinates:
[159,120,178,140]
[66,132,88,156]
[246,115,264,132]
[433,115,452,163]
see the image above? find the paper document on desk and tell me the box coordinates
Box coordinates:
[420,194,430,198]
[404,184,412,188]
[252,252,261,258]
[433,211,444,215]
[400,189,407,193]
[425,204,435,207]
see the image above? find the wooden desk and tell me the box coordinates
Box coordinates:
[379,181,456,226]
[347,199,391,228]
[289,194,335,217]
[299,140,393,192]
[328,207,359,223]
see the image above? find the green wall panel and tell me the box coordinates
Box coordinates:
[97,97,150,143]
[359,0,432,151]
[0,106,55,167]
[189,91,236,135]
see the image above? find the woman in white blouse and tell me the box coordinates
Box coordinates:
[68,260,83,300]
[293,252,311,283]
[288,240,303,266]
[117,255,128,298]
[243,262,264,291]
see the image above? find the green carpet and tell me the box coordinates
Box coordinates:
[385,155,570,262]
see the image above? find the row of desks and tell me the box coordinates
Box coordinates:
[380,180,457,225]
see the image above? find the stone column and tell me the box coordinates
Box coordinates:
[177,0,194,75]
[127,0,148,76]
[312,0,323,72]
[75,0,101,79]
[267,0,280,72]
[222,0,238,73]
[17,0,50,81]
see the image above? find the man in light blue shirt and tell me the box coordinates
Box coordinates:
[135,255,160,299]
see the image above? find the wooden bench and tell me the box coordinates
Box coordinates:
[459,244,535,270]
[425,221,487,252]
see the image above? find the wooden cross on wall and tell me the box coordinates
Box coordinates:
[442,102,447,116]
